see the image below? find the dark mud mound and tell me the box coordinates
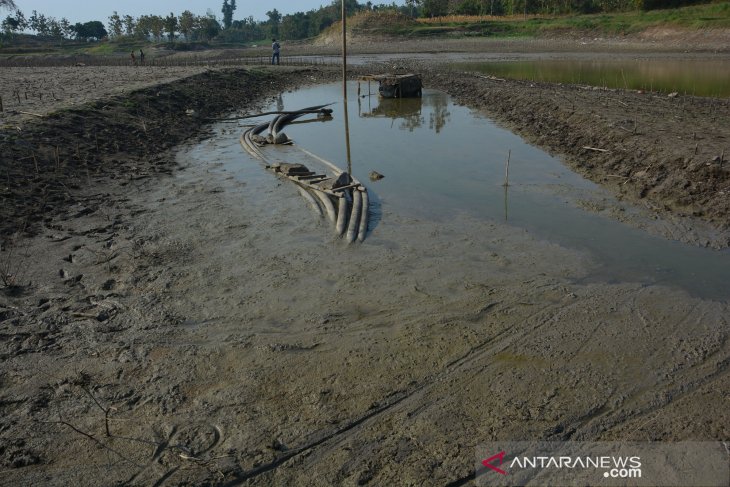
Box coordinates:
[0,67,329,245]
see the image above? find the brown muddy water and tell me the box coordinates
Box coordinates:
[454,59,730,97]
[190,82,729,301]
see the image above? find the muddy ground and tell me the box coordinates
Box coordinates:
[1,47,729,487]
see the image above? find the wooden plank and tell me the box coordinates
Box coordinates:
[297,174,327,180]
[331,183,362,193]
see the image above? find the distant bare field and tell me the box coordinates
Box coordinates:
[0,66,214,127]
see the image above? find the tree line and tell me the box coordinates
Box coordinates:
[1,9,107,41]
[1,0,709,45]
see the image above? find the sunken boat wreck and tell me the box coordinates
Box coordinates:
[240,105,370,243]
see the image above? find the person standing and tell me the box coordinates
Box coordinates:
[271,38,280,65]
[139,49,145,65]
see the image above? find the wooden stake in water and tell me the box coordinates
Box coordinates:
[503,149,511,187]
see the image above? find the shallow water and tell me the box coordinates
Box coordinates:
[208,82,730,300]
[453,59,730,97]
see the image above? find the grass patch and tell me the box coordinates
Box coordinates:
[401,2,730,38]
[85,43,117,55]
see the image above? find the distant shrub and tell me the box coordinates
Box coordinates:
[635,0,706,10]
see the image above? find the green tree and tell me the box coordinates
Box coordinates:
[48,18,63,38]
[280,12,311,40]
[48,17,68,45]
[336,0,362,13]
[178,10,195,39]
[164,12,177,41]
[1,14,19,34]
[123,14,135,36]
[266,8,281,37]
[405,0,420,16]
[452,0,486,14]
[59,17,72,38]
[222,0,237,29]
[228,15,264,42]
[108,11,123,38]
[28,10,49,36]
[135,15,152,40]
[422,0,449,16]
[0,0,17,11]
[71,20,107,40]
[195,14,221,41]
[1,8,23,35]
[149,15,164,41]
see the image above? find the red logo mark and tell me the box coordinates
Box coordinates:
[482,451,508,475]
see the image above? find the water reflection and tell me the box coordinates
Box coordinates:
[358,91,452,133]
[456,59,730,97]
[504,185,509,221]
[343,84,353,175]
[428,94,451,134]
[360,97,423,131]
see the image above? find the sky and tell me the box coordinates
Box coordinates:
[7,1,405,24]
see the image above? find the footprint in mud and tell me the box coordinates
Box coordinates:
[171,422,223,459]
[142,422,225,486]
[152,421,223,462]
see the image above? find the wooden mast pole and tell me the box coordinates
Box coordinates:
[342,0,353,179]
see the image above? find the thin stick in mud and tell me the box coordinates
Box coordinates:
[503,149,511,187]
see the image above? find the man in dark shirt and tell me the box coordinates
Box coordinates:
[272,39,280,65]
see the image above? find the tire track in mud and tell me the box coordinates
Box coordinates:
[461,287,727,452]
[566,319,730,441]
[222,286,729,486]
[437,292,730,486]
[222,294,583,485]
[578,354,730,437]
[523,292,730,444]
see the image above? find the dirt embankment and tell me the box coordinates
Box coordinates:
[413,65,730,245]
